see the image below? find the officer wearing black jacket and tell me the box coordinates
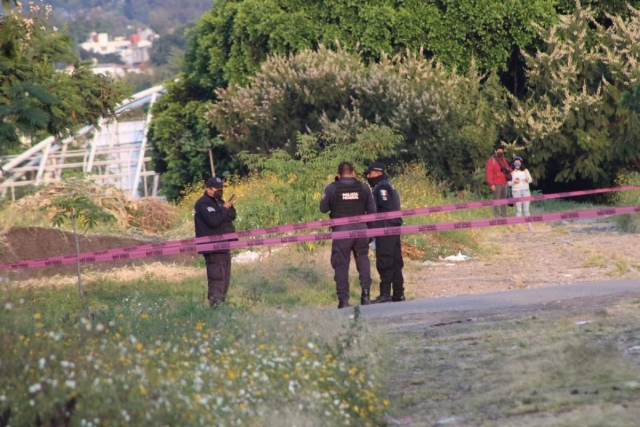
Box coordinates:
[194,177,237,308]
[365,162,405,303]
[320,162,376,309]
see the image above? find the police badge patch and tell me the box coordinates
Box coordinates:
[380,189,388,201]
[207,207,216,212]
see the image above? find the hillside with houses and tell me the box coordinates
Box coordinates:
[46,0,206,87]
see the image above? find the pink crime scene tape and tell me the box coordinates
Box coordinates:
[1,202,639,270]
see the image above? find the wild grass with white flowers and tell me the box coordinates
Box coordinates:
[1,277,389,426]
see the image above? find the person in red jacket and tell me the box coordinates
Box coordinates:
[485,143,512,218]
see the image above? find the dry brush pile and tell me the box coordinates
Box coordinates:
[13,178,177,235]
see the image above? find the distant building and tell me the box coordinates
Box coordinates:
[80,29,155,66]
[63,59,147,79]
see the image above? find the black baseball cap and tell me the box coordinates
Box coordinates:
[365,162,386,175]
[494,143,504,151]
[205,177,224,188]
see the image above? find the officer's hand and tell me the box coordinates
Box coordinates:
[490,185,496,192]
[223,201,234,209]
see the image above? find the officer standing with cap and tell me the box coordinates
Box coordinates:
[365,162,405,303]
[320,161,376,309]
[194,177,237,308]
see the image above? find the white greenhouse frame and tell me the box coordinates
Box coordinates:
[0,85,165,201]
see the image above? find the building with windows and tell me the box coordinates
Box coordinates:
[80,29,155,66]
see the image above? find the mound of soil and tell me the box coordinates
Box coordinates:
[0,227,198,280]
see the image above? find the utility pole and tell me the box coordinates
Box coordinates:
[208,146,216,178]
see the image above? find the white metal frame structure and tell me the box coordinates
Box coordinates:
[0,85,165,201]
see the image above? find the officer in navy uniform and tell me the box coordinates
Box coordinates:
[320,162,377,309]
[194,177,236,308]
[365,162,405,303]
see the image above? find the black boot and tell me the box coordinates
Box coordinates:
[338,301,351,309]
[208,299,223,309]
[392,295,406,302]
[360,289,371,306]
[371,295,392,304]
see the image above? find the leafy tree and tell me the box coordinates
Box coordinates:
[42,178,115,306]
[184,0,558,85]
[511,5,640,190]
[146,78,240,201]
[60,15,116,47]
[0,3,130,155]
[555,0,640,20]
[149,24,192,67]
[237,124,402,227]
[207,46,509,191]
[147,24,190,81]
[148,0,556,199]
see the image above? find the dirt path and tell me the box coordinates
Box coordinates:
[376,219,640,426]
[376,290,640,427]
[403,219,640,300]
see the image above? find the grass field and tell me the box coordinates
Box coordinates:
[2,170,638,426]
[0,260,390,426]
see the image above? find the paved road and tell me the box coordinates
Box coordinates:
[357,279,640,320]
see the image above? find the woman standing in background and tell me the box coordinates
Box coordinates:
[510,156,533,230]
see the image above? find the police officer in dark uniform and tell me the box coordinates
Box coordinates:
[194,177,237,308]
[320,162,376,309]
[365,162,405,303]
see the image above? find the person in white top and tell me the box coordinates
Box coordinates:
[509,156,533,230]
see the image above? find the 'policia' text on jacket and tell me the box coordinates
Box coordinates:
[319,178,376,231]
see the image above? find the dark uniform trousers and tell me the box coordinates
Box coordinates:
[375,234,404,297]
[204,252,232,305]
[331,237,372,304]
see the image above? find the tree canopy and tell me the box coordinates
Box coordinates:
[207,46,508,190]
[149,0,558,199]
[511,6,640,189]
[149,0,640,200]
[181,0,559,87]
[0,3,130,155]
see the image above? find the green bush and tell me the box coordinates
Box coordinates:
[616,172,640,232]
[208,46,508,192]
[178,160,486,259]
[179,125,401,230]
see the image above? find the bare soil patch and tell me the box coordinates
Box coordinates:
[0,226,198,281]
[403,220,640,300]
